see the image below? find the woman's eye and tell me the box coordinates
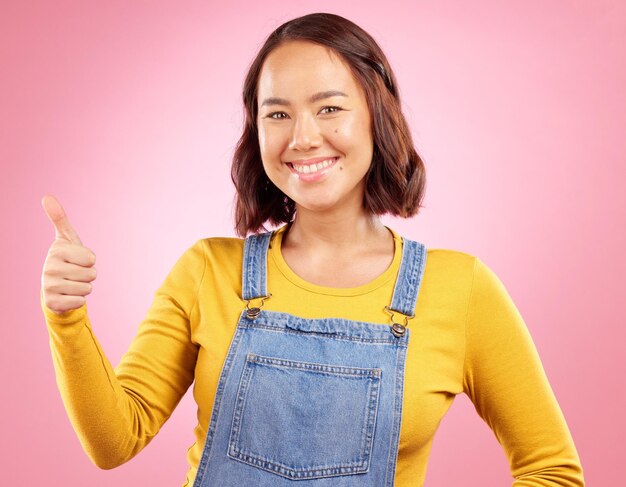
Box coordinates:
[268,112,287,120]
[320,106,342,114]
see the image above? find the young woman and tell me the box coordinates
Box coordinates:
[40,12,585,486]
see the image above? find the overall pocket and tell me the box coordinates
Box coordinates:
[227,353,382,480]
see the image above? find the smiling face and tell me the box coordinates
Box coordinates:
[256,40,374,215]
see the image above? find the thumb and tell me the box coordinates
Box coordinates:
[41,194,84,246]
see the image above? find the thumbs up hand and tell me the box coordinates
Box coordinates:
[41,195,98,315]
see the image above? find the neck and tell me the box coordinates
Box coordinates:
[282,205,388,252]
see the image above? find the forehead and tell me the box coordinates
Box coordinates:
[257,41,361,101]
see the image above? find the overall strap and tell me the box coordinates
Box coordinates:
[242,230,273,301]
[387,237,428,319]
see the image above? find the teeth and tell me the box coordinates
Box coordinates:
[292,158,336,174]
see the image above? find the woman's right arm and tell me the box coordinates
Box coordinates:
[40,195,203,469]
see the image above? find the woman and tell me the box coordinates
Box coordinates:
[40,12,585,486]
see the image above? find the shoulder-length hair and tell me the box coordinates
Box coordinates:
[231,12,426,237]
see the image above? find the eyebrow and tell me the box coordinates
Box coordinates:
[260,90,348,107]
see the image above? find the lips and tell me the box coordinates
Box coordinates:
[286,156,340,181]
[286,157,339,175]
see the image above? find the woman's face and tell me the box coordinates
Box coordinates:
[256,40,374,214]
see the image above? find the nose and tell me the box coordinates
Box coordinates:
[288,114,322,152]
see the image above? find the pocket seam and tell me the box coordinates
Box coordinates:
[227,353,381,480]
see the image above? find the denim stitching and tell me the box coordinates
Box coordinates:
[227,353,381,479]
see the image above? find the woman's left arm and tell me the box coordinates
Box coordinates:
[463,257,585,486]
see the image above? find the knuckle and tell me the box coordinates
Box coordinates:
[48,281,61,293]
[51,250,67,263]
[42,264,58,277]
[48,246,60,258]
[50,240,66,253]
[45,298,58,311]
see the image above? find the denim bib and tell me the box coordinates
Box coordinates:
[193,229,427,486]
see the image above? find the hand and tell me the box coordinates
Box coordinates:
[40,195,98,315]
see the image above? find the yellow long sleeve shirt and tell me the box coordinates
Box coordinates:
[40,224,585,486]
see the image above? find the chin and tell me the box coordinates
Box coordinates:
[295,197,342,213]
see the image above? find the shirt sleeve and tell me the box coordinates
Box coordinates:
[462,257,585,486]
[40,239,205,469]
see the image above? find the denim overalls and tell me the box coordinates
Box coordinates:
[193,229,427,486]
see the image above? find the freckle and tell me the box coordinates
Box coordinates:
[334,129,338,133]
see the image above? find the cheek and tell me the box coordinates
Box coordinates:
[257,124,269,154]
[331,118,373,156]
[258,124,287,158]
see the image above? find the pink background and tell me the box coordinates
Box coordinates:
[1,0,624,485]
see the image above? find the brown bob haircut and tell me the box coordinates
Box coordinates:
[231,12,426,237]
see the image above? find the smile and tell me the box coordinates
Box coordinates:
[287,157,339,175]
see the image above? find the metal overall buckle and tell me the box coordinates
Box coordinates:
[245,293,272,319]
[383,306,414,337]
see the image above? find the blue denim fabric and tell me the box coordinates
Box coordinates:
[193,230,427,486]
